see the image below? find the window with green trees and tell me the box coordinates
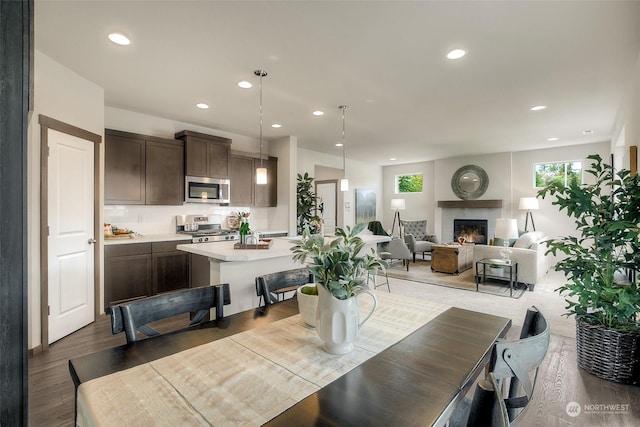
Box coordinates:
[534,161,582,188]
[396,173,423,193]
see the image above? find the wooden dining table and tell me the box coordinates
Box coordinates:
[70,292,510,426]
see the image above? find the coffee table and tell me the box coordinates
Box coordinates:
[431,244,473,275]
[475,258,519,297]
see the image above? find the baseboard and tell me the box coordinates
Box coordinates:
[29,344,43,357]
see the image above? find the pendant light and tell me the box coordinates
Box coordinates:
[339,105,349,192]
[255,69,268,185]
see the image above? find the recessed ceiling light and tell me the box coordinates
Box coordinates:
[389,158,396,161]
[195,103,209,110]
[547,137,559,141]
[108,33,131,46]
[312,110,324,116]
[530,105,547,111]
[446,49,466,60]
[582,129,594,135]
[271,123,282,128]
[335,143,343,147]
[237,81,252,89]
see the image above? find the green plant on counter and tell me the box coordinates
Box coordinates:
[538,154,640,332]
[291,222,387,300]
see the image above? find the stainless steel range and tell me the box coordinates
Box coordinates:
[176,214,239,243]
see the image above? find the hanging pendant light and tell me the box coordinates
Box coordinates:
[255,69,268,185]
[339,105,349,192]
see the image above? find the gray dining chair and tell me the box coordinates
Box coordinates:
[448,306,550,427]
[110,284,230,343]
[255,268,314,306]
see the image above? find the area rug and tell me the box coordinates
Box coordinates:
[381,260,527,299]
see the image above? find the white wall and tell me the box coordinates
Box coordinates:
[382,142,611,244]
[611,51,640,170]
[297,148,383,231]
[28,50,105,350]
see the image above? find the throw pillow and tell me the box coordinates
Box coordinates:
[493,237,517,247]
[513,232,540,249]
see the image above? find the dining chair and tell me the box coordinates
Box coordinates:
[255,268,314,306]
[110,284,230,343]
[448,306,550,427]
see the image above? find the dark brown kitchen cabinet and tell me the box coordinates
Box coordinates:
[105,129,184,205]
[176,130,231,179]
[229,154,254,206]
[104,243,152,310]
[254,157,278,207]
[104,132,146,204]
[104,240,192,311]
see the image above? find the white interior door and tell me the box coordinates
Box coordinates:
[48,129,95,343]
[316,181,337,235]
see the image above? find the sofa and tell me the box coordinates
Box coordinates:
[472,230,550,290]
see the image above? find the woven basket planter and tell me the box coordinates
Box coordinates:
[576,318,640,385]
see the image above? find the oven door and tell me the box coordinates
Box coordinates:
[185,176,230,204]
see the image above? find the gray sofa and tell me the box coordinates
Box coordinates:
[472,230,550,290]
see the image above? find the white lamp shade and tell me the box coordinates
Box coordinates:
[340,178,349,192]
[519,197,539,210]
[256,167,268,185]
[390,198,406,210]
[495,218,518,240]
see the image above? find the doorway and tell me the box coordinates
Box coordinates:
[315,180,337,235]
[39,115,101,348]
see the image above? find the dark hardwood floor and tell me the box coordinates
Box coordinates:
[29,314,640,426]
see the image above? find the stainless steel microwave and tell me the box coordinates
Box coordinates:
[185,176,230,204]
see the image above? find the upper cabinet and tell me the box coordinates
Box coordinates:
[229,153,278,207]
[105,129,184,205]
[175,130,231,179]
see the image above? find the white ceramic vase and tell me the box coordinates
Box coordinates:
[315,283,377,354]
[296,285,318,327]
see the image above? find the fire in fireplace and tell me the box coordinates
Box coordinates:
[454,219,488,245]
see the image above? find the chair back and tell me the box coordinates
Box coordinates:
[256,268,313,306]
[111,284,230,343]
[489,306,550,424]
[400,219,427,240]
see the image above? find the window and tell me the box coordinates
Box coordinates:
[396,173,423,193]
[534,161,582,187]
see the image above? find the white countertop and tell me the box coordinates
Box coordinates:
[103,234,191,245]
[177,234,391,262]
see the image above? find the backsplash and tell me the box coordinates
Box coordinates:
[103,204,269,236]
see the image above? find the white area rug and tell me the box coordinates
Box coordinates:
[376,261,574,339]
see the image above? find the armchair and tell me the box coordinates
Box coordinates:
[400,219,440,263]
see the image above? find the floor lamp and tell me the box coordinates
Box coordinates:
[390,198,406,237]
[519,197,539,232]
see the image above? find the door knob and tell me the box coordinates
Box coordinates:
[88,238,97,244]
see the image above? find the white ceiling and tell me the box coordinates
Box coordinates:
[35,1,640,165]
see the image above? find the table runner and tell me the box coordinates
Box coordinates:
[76,292,449,426]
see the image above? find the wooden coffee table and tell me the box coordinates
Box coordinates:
[431,244,473,275]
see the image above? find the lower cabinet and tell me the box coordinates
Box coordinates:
[104,240,191,311]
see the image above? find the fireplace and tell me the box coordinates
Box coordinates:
[454,219,488,245]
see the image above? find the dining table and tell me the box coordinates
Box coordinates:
[70,291,511,426]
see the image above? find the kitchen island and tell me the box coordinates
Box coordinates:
[177,234,391,315]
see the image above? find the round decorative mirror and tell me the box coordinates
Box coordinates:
[451,165,489,200]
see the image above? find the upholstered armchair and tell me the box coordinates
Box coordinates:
[401,219,440,263]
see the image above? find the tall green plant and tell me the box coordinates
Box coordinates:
[296,172,322,235]
[538,154,640,331]
[291,223,387,300]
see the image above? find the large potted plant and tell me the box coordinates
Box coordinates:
[291,222,387,354]
[296,172,323,235]
[538,154,640,384]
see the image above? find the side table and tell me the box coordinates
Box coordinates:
[475,258,519,297]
